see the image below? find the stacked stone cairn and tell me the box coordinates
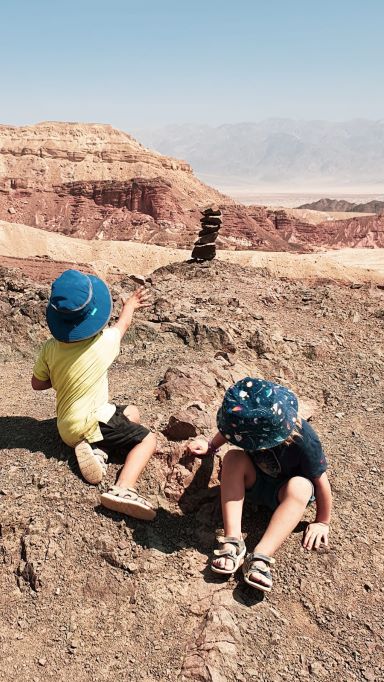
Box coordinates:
[191,205,222,261]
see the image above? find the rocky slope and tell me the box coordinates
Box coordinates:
[0,258,383,681]
[0,122,296,251]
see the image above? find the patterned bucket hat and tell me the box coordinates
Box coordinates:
[216,377,299,451]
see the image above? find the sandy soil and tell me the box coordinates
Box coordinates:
[218,248,384,283]
[1,221,383,284]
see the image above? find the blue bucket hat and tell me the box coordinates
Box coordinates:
[46,270,113,342]
[217,377,298,451]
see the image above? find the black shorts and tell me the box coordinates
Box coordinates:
[96,405,150,457]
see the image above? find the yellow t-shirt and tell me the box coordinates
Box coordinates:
[33,327,121,447]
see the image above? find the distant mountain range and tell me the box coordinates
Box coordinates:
[298,198,384,213]
[134,119,384,190]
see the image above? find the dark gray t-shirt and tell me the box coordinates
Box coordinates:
[248,419,327,481]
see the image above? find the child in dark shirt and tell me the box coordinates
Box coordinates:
[188,377,332,592]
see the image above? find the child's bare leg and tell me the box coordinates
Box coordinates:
[115,431,156,489]
[213,449,256,571]
[112,404,155,488]
[249,476,312,586]
[100,405,157,520]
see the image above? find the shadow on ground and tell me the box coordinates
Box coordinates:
[0,415,77,474]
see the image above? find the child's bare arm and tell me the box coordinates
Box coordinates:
[31,376,52,390]
[113,287,152,340]
[303,471,332,550]
[313,471,332,524]
[188,431,227,456]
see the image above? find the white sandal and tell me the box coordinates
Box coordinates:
[75,441,108,484]
[100,485,156,521]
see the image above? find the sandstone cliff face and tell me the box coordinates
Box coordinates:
[0,122,226,204]
[0,177,294,250]
[219,205,294,252]
[313,213,384,248]
[0,122,299,251]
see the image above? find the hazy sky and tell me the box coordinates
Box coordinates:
[1,0,383,130]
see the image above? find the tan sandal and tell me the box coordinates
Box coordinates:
[243,552,275,592]
[100,485,156,521]
[211,536,246,575]
[75,441,108,484]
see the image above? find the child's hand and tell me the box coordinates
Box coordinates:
[187,437,209,457]
[124,287,152,310]
[302,522,329,551]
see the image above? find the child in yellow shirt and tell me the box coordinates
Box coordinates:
[32,269,156,520]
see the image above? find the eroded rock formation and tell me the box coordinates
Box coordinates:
[0,121,383,250]
[267,208,384,248]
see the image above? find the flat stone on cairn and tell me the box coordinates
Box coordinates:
[191,205,222,261]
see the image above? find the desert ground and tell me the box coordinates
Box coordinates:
[0,122,383,681]
[1,221,383,284]
[0,249,383,682]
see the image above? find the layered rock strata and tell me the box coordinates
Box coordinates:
[1,122,383,250]
[0,121,228,216]
[267,209,384,249]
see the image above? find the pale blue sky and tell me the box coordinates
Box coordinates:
[1,0,383,128]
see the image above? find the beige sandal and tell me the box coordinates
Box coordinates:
[243,552,275,592]
[211,536,246,575]
[100,485,156,521]
[75,441,108,484]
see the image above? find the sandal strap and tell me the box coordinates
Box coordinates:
[218,536,245,550]
[247,564,271,579]
[244,553,274,584]
[212,536,245,569]
[107,486,153,509]
[247,552,275,566]
[212,548,238,570]
[108,485,136,497]
[213,548,237,564]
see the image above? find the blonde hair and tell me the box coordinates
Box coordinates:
[282,414,303,445]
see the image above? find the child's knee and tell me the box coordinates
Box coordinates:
[284,476,313,505]
[143,431,157,454]
[124,404,140,423]
[222,448,251,476]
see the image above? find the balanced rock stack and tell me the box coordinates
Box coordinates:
[191,205,222,261]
